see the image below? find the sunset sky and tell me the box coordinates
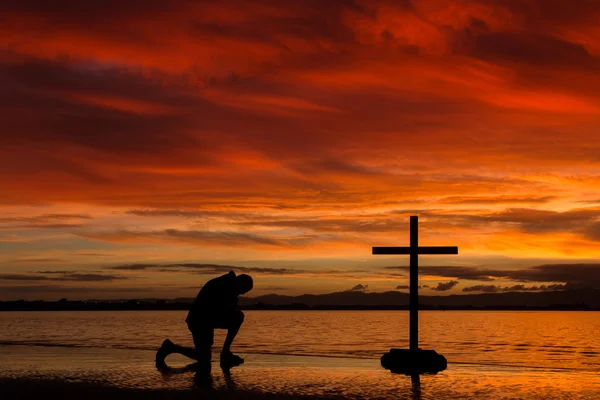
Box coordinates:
[1,0,600,300]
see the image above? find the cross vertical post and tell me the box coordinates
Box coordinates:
[409,216,419,351]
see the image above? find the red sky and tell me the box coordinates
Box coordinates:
[1,0,600,300]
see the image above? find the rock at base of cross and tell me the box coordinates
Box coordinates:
[381,348,447,375]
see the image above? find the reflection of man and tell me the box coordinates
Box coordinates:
[156,271,254,369]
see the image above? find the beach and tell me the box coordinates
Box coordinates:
[1,310,599,399]
[2,336,599,399]
[0,378,311,400]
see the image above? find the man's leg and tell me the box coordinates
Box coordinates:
[155,323,213,368]
[170,343,200,361]
[186,322,214,362]
[219,310,245,368]
[156,339,175,368]
[222,310,244,354]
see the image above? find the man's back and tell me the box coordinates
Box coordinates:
[186,271,238,323]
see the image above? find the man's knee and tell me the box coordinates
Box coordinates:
[209,311,244,330]
[233,310,244,326]
[189,323,215,348]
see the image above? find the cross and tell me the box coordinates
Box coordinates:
[373,216,458,352]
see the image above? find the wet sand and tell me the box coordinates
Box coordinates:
[0,377,343,400]
[1,345,598,399]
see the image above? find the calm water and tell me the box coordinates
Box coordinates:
[1,311,599,399]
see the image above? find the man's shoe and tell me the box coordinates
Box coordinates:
[155,339,174,369]
[220,351,244,368]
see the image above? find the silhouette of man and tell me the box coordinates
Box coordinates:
[156,271,253,369]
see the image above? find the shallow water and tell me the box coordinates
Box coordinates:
[1,311,599,398]
[1,310,598,370]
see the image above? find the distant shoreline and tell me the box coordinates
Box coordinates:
[0,301,597,312]
[3,289,598,312]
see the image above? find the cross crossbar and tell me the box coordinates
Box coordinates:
[372,246,458,255]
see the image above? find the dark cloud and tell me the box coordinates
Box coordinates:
[125,209,221,218]
[456,208,600,238]
[0,273,128,282]
[378,208,600,242]
[15,224,87,230]
[0,57,208,160]
[0,274,45,281]
[345,284,368,292]
[229,192,595,237]
[0,285,161,294]
[395,284,427,291]
[0,213,91,230]
[0,214,90,223]
[256,286,290,291]
[470,32,596,67]
[78,229,288,247]
[499,0,600,24]
[0,0,363,49]
[462,284,499,293]
[291,158,382,177]
[387,264,600,288]
[107,263,376,279]
[438,196,557,205]
[431,281,459,292]
[506,264,600,286]
[582,222,600,241]
[12,258,68,264]
[37,213,91,220]
[110,264,159,271]
[72,253,113,257]
[234,215,417,233]
[387,266,499,281]
[472,208,600,231]
[0,0,175,18]
[34,270,79,274]
[577,199,600,204]
[63,273,127,282]
[126,209,282,224]
[179,264,304,275]
[462,284,567,293]
[109,263,306,275]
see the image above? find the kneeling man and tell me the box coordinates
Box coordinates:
[156,271,253,369]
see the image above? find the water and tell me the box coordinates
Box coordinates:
[2,310,598,370]
[1,311,599,399]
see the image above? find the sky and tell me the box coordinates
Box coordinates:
[1,0,600,300]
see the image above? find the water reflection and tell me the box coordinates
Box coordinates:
[222,367,237,389]
[193,368,215,391]
[160,359,428,399]
[159,361,238,392]
[411,374,421,400]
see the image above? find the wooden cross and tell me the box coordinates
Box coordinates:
[373,216,458,351]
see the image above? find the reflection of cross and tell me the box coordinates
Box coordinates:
[373,216,458,351]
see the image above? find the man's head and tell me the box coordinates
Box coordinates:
[235,274,253,295]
